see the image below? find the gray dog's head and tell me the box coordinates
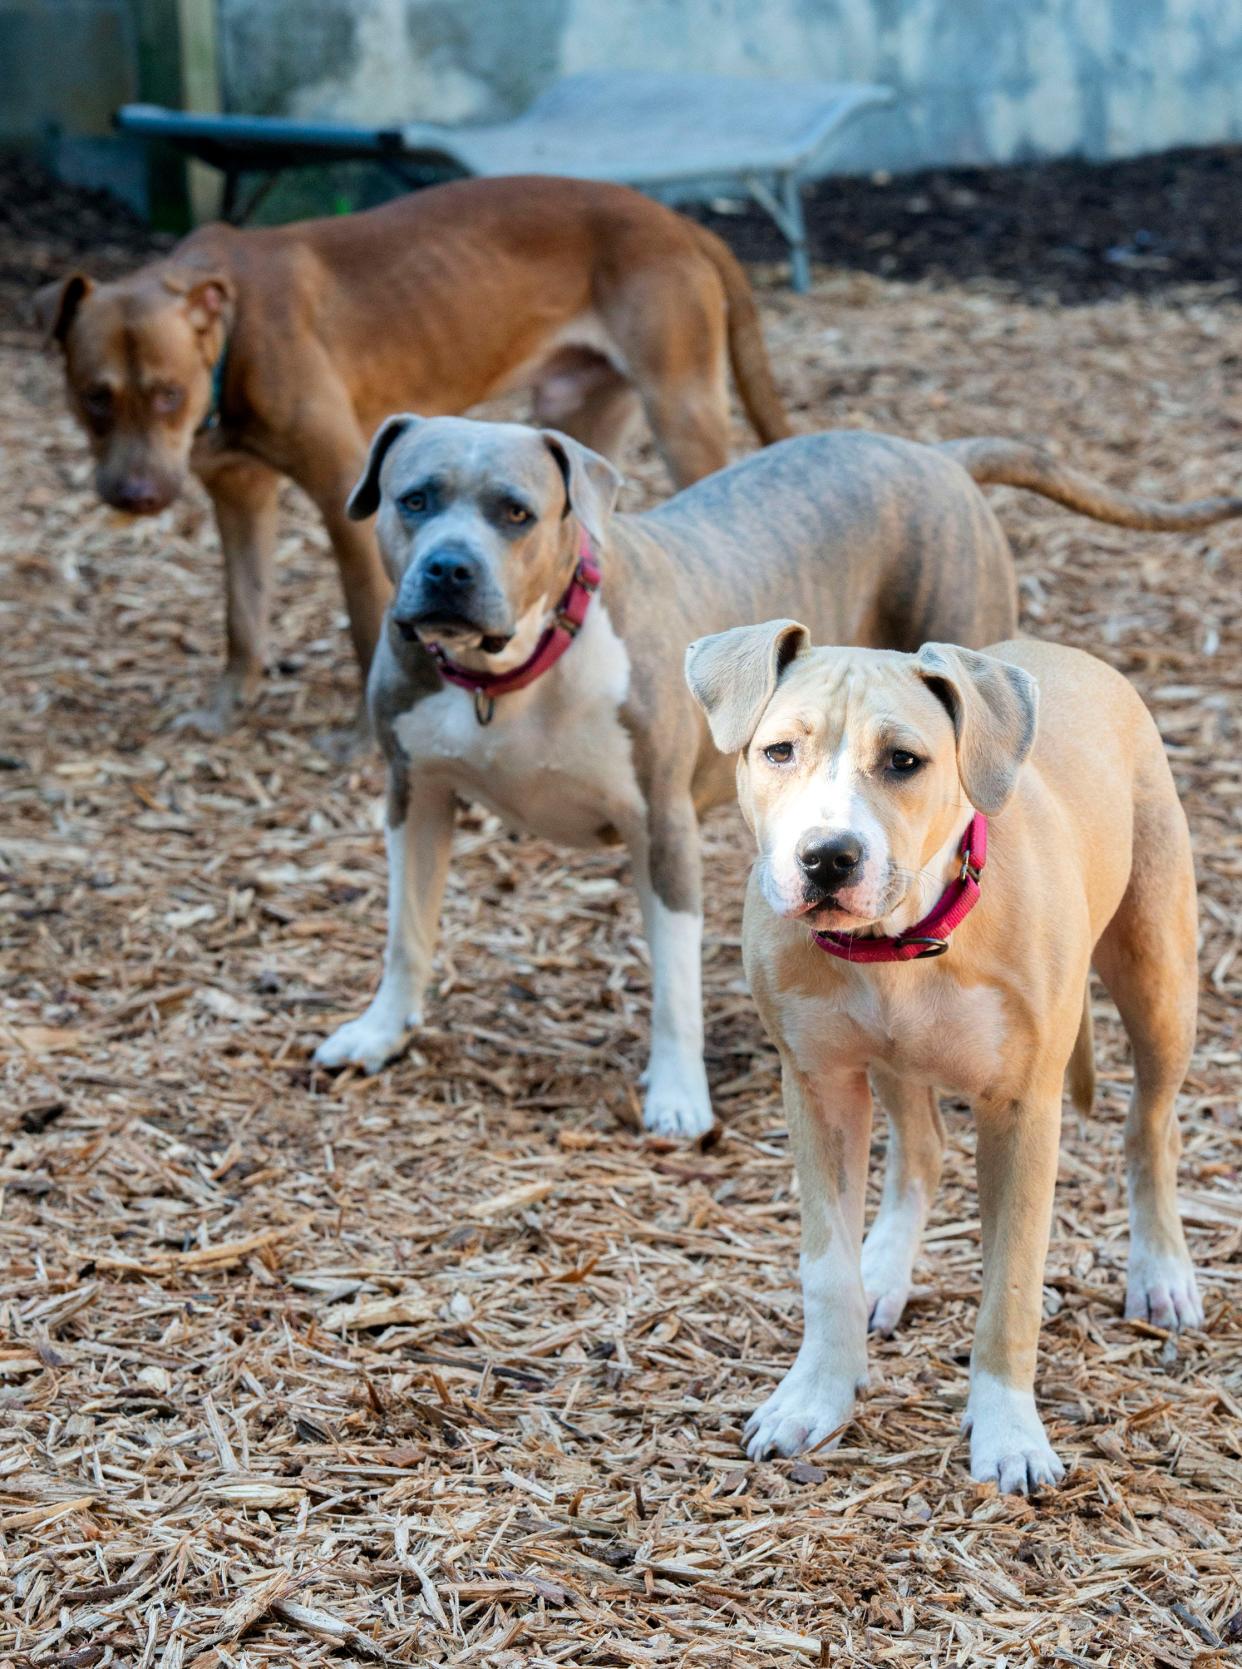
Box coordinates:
[348,415,622,657]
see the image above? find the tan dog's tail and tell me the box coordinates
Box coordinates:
[1068,986,1096,1117]
[692,225,793,447]
[940,437,1242,530]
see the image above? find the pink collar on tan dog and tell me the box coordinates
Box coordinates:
[812,812,988,963]
[425,535,601,725]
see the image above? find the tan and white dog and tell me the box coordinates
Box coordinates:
[686,625,1203,1491]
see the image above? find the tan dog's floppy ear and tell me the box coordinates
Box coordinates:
[685,619,811,754]
[347,414,422,521]
[540,430,622,548]
[915,643,1039,814]
[181,276,234,368]
[34,273,94,346]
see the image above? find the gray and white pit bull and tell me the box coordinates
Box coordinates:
[314,415,1241,1136]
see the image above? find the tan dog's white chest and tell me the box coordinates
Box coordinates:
[392,601,644,847]
[778,969,1010,1100]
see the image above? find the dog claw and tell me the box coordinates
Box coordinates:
[1125,1251,1204,1332]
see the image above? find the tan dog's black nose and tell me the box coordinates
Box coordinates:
[797,831,863,886]
[109,478,166,515]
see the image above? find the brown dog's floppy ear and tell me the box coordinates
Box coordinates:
[685,618,811,754]
[347,414,421,521]
[540,430,622,548]
[915,643,1039,815]
[34,273,94,346]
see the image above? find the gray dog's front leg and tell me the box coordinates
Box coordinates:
[315,771,455,1073]
[630,796,714,1139]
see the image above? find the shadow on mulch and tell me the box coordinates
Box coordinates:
[4,142,1242,331]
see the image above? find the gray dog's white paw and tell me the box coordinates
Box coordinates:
[314,1009,414,1074]
[641,1063,715,1140]
[170,704,234,739]
[743,1367,856,1461]
[1125,1247,1204,1331]
[965,1374,1065,1495]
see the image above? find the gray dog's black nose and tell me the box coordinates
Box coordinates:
[422,549,474,588]
[797,831,863,886]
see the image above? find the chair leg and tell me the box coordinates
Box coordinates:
[781,172,811,293]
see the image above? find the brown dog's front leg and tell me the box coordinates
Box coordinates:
[179,454,281,734]
[965,1087,1066,1494]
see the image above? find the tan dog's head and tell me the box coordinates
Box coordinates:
[347,414,621,656]
[686,623,1038,930]
[35,266,233,515]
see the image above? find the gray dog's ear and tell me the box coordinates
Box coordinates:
[915,643,1039,814]
[34,273,94,346]
[347,414,422,521]
[685,619,811,754]
[540,430,622,548]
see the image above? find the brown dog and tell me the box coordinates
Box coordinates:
[36,176,790,733]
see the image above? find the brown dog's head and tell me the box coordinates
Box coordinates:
[35,266,233,515]
[686,624,1038,931]
[346,414,622,663]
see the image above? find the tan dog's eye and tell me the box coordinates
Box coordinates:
[889,749,921,774]
[762,741,794,765]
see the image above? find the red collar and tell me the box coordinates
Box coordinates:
[425,535,600,725]
[811,813,987,964]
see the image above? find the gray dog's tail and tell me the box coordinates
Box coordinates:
[940,436,1242,531]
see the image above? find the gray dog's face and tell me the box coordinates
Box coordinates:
[348,415,621,655]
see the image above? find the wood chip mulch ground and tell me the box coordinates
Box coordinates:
[0,178,1239,1666]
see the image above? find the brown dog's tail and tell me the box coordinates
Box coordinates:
[1068,986,1096,1117]
[692,225,793,447]
[940,436,1242,530]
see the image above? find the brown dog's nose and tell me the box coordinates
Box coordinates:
[110,478,166,515]
[797,831,863,887]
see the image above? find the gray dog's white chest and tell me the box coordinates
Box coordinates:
[391,602,646,846]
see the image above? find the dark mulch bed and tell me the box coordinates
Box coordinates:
[4,141,1242,332]
[695,143,1242,301]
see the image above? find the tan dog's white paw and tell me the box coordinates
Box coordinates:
[743,1365,856,1460]
[641,1061,714,1140]
[860,1229,917,1336]
[314,1006,416,1074]
[1125,1248,1204,1331]
[964,1373,1065,1495]
[170,703,235,738]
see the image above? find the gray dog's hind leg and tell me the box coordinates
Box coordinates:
[629,794,714,1139]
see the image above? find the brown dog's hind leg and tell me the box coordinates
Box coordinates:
[605,267,732,487]
[862,1067,946,1335]
[1092,783,1203,1331]
[531,352,643,469]
[178,453,281,735]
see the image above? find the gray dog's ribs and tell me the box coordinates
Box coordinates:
[939,436,1242,530]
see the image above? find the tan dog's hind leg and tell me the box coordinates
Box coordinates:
[315,774,455,1074]
[745,1067,872,1459]
[1093,790,1203,1330]
[177,455,281,735]
[965,1083,1067,1493]
[862,1067,946,1335]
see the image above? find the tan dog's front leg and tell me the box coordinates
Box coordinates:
[746,1066,872,1458]
[177,455,281,735]
[965,1088,1066,1493]
[862,1067,946,1335]
[315,773,454,1074]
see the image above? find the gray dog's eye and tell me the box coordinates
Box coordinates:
[763,741,794,765]
[399,490,427,514]
[503,500,533,525]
